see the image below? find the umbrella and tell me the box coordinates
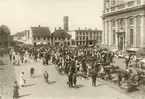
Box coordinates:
[141,59,145,63]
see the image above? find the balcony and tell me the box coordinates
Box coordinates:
[118,4,126,9]
[128,1,134,7]
[102,1,145,18]
[111,6,116,11]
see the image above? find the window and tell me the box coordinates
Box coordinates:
[118,0,125,5]
[130,29,134,45]
[100,37,102,41]
[83,37,85,40]
[58,37,60,40]
[129,18,134,25]
[63,37,65,40]
[55,37,57,40]
[83,32,85,35]
[86,32,88,35]
[80,32,82,35]
[113,30,116,44]
[107,21,109,28]
[43,37,45,40]
[136,16,140,25]
[47,37,49,40]
[112,0,116,6]
[90,32,92,35]
[80,37,82,40]
[38,37,40,40]
[112,21,116,27]
[68,37,70,40]
[94,32,96,35]
[90,36,92,40]
[76,37,78,40]
[34,37,36,40]
[137,0,141,4]
[86,36,88,40]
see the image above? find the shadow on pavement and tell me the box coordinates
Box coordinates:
[74,84,85,89]
[34,75,41,78]
[48,81,56,85]
[96,84,104,87]
[19,93,31,98]
[129,86,140,93]
[0,67,4,70]
[24,84,36,87]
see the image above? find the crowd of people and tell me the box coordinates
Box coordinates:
[1,42,144,99]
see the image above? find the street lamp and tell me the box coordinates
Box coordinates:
[0,27,3,50]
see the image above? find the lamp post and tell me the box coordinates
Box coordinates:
[0,27,3,50]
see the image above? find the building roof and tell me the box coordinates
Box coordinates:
[75,29,102,32]
[31,26,51,37]
[52,29,71,37]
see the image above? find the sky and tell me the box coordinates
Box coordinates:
[0,0,103,34]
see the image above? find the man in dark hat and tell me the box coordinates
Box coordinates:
[30,67,35,78]
[92,69,97,87]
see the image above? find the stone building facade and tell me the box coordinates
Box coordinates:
[75,28,102,46]
[102,0,145,50]
[52,27,71,46]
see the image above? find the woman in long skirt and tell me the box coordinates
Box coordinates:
[13,81,19,99]
[20,72,25,87]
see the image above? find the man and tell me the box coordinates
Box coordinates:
[72,73,77,87]
[92,69,97,87]
[125,58,130,68]
[44,71,49,83]
[30,67,35,78]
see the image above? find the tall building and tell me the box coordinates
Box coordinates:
[102,0,145,50]
[52,27,71,46]
[75,28,102,46]
[30,25,51,46]
[63,16,69,31]
[13,25,51,46]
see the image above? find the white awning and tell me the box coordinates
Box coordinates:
[111,49,118,52]
[37,42,41,44]
[126,48,139,52]
[141,59,145,63]
[43,42,46,44]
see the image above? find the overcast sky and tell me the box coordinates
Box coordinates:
[0,0,103,34]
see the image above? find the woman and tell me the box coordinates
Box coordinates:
[20,72,25,87]
[13,81,19,99]
[44,71,49,83]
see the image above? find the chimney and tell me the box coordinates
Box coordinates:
[38,25,40,27]
[85,27,87,30]
[59,27,61,30]
[63,16,69,31]
[78,28,80,30]
[95,28,97,30]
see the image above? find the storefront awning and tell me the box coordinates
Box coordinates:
[126,48,139,52]
[37,42,41,45]
[43,42,46,44]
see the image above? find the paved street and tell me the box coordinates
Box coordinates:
[13,59,133,99]
[0,56,16,99]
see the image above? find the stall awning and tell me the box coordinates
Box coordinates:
[111,49,118,52]
[37,42,41,45]
[126,48,139,52]
[43,42,47,44]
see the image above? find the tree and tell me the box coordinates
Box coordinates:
[0,25,11,48]
[0,25,11,34]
